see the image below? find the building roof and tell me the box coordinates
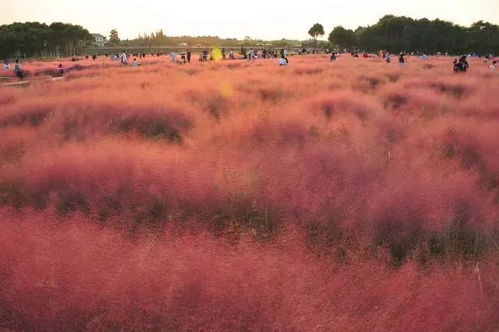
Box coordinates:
[91,33,106,39]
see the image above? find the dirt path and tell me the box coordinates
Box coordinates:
[0,76,64,87]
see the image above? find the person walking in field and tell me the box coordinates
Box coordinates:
[120,51,128,65]
[489,61,496,70]
[14,59,24,79]
[3,58,10,70]
[57,64,64,76]
[170,51,176,63]
[398,53,405,65]
[187,49,191,63]
[330,51,337,62]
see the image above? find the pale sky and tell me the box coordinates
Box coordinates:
[1,0,498,40]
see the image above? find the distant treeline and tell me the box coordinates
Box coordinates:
[124,30,302,48]
[1,15,498,59]
[0,22,93,58]
[330,15,498,54]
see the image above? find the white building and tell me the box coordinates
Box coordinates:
[91,34,107,47]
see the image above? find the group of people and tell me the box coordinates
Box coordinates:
[338,49,498,72]
[453,55,470,72]
[451,55,496,72]
[67,49,498,72]
[4,49,496,81]
[3,58,24,78]
[245,48,289,60]
[163,48,291,64]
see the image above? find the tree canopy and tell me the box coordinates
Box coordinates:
[1,15,497,59]
[341,15,499,54]
[0,22,93,58]
[308,23,325,40]
[108,29,120,45]
[126,31,302,48]
[329,26,357,49]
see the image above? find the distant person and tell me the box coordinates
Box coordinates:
[229,49,234,60]
[170,51,176,63]
[453,55,469,72]
[398,53,405,65]
[92,54,97,61]
[187,49,191,63]
[386,55,391,63]
[3,58,9,70]
[278,55,288,66]
[14,59,24,79]
[330,52,337,62]
[57,64,64,76]
[490,61,496,70]
[120,51,128,65]
[131,58,139,67]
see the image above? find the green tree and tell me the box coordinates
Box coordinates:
[351,15,498,54]
[328,26,357,49]
[0,22,92,58]
[308,23,325,41]
[109,29,120,45]
[467,21,499,54]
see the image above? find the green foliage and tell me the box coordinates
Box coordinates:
[467,21,499,55]
[108,28,120,45]
[0,22,92,58]
[329,26,357,49]
[308,23,325,40]
[1,15,497,58]
[350,15,499,54]
[130,32,302,48]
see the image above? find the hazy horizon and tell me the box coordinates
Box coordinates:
[1,0,498,40]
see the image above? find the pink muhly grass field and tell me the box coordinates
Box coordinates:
[0,54,498,330]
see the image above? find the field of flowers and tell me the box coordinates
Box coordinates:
[0,54,498,330]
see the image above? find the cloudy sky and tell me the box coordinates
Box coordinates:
[1,0,498,40]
